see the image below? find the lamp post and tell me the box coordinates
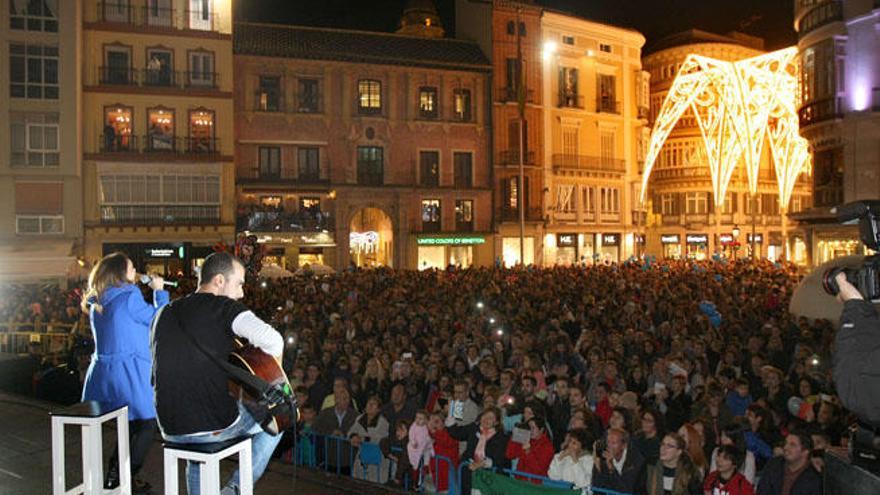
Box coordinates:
[731,224,741,261]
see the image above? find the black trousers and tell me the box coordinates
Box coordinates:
[109,418,157,477]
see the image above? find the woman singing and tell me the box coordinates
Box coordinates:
[81,252,168,493]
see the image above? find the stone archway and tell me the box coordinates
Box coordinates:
[348,207,394,268]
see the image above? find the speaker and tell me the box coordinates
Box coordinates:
[824,450,880,495]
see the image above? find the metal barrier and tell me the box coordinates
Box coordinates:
[0,320,81,355]
[291,432,632,495]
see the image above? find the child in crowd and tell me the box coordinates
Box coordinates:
[380,419,413,488]
[428,411,459,492]
[408,410,433,487]
[726,378,753,418]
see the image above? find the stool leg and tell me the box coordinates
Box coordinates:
[51,418,66,495]
[238,440,253,495]
[116,415,131,495]
[82,423,104,495]
[163,450,178,495]
[201,458,220,494]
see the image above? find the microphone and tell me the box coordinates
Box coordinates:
[138,274,179,288]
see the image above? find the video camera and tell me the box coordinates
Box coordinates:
[822,201,880,301]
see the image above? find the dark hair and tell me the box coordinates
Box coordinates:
[641,407,666,434]
[568,427,592,452]
[521,375,537,387]
[720,424,748,454]
[199,251,242,286]
[611,406,633,433]
[528,416,547,431]
[716,444,742,469]
[788,429,813,451]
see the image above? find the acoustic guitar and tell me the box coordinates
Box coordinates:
[228,338,297,435]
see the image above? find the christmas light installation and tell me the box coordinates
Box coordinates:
[640,47,805,211]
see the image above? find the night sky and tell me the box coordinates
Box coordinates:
[236,0,797,51]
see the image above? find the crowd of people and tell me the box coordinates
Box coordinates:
[3,258,848,494]
[236,202,333,233]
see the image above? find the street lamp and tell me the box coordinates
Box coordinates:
[731,225,741,261]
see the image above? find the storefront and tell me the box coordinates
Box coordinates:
[767,232,783,261]
[747,233,763,258]
[502,236,535,267]
[685,234,709,260]
[417,235,486,270]
[661,234,682,259]
[556,233,578,266]
[103,242,188,276]
[600,233,620,262]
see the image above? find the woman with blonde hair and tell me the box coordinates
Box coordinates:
[81,252,168,493]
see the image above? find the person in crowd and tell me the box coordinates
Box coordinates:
[427,411,459,493]
[593,427,647,495]
[381,419,414,488]
[709,424,756,484]
[505,416,554,482]
[703,445,755,495]
[548,428,595,493]
[679,423,708,476]
[348,395,389,482]
[636,408,665,466]
[81,252,168,493]
[745,404,779,469]
[447,379,480,427]
[382,382,417,432]
[756,431,822,495]
[448,407,510,494]
[313,388,358,475]
[726,379,753,418]
[646,432,703,495]
[152,252,283,495]
[407,410,433,486]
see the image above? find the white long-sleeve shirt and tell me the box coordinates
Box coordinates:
[232,310,283,357]
[548,452,594,491]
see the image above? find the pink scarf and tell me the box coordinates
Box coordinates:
[474,427,496,463]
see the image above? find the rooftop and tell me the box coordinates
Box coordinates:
[644,29,765,55]
[234,22,491,71]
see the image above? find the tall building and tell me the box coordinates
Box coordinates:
[80,0,236,275]
[457,0,546,266]
[793,0,880,265]
[642,30,812,261]
[540,10,648,264]
[0,0,82,282]
[233,16,493,270]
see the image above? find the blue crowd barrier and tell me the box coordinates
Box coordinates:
[291,432,632,495]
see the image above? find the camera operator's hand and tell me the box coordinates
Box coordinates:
[148,274,165,291]
[835,273,863,302]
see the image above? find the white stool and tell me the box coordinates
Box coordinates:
[50,401,131,495]
[163,437,253,495]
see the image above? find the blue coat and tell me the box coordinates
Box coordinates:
[82,284,169,420]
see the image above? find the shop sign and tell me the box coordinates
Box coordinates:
[719,234,734,243]
[686,234,708,244]
[145,246,184,259]
[661,234,680,244]
[747,233,763,243]
[557,233,576,247]
[602,234,620,246]
[417,236,486,246]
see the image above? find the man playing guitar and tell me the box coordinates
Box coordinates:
[152,252,283,494]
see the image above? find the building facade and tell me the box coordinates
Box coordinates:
[0,0,82,282]
[233,21,494,271]
[642,30,812,261]
[793,0,880,266]
[540,10,648,264]
[80,0,236,275]
[457,0,546,266]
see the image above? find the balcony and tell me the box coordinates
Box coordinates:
[95,2,222,32]
[798,97,843,128]
[684,214,710,225]
[552,154,625,173]
[96,66,220,90]
[236,209,334,233]
[98,134,220,157]
[496,86,535,104]
[558,93,584,109]
[797,1,843,36]
[100,205,220,225]
[498,150,535,166]
[499,206,543,222]
[652,166,711,180]
[661,215,681,226]
[597,98,621,114]
[253,92,323,113]
[238,167,330,186]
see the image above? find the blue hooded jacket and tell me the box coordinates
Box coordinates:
[82,284,169,420]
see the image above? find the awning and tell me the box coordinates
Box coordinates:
[0,241,81,282]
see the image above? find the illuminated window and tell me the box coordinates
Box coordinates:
[103,106,133,152]
[188,109,215,153]
[358,79,382,114]
[419,86,438,119]
[146,107,175,151]
[455,200,474,231]
[453,89,472,121]
[421,199,441,232]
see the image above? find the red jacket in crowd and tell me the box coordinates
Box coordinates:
[703,471,755,495]
[505,432,555,483]
[429,427,459,492]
